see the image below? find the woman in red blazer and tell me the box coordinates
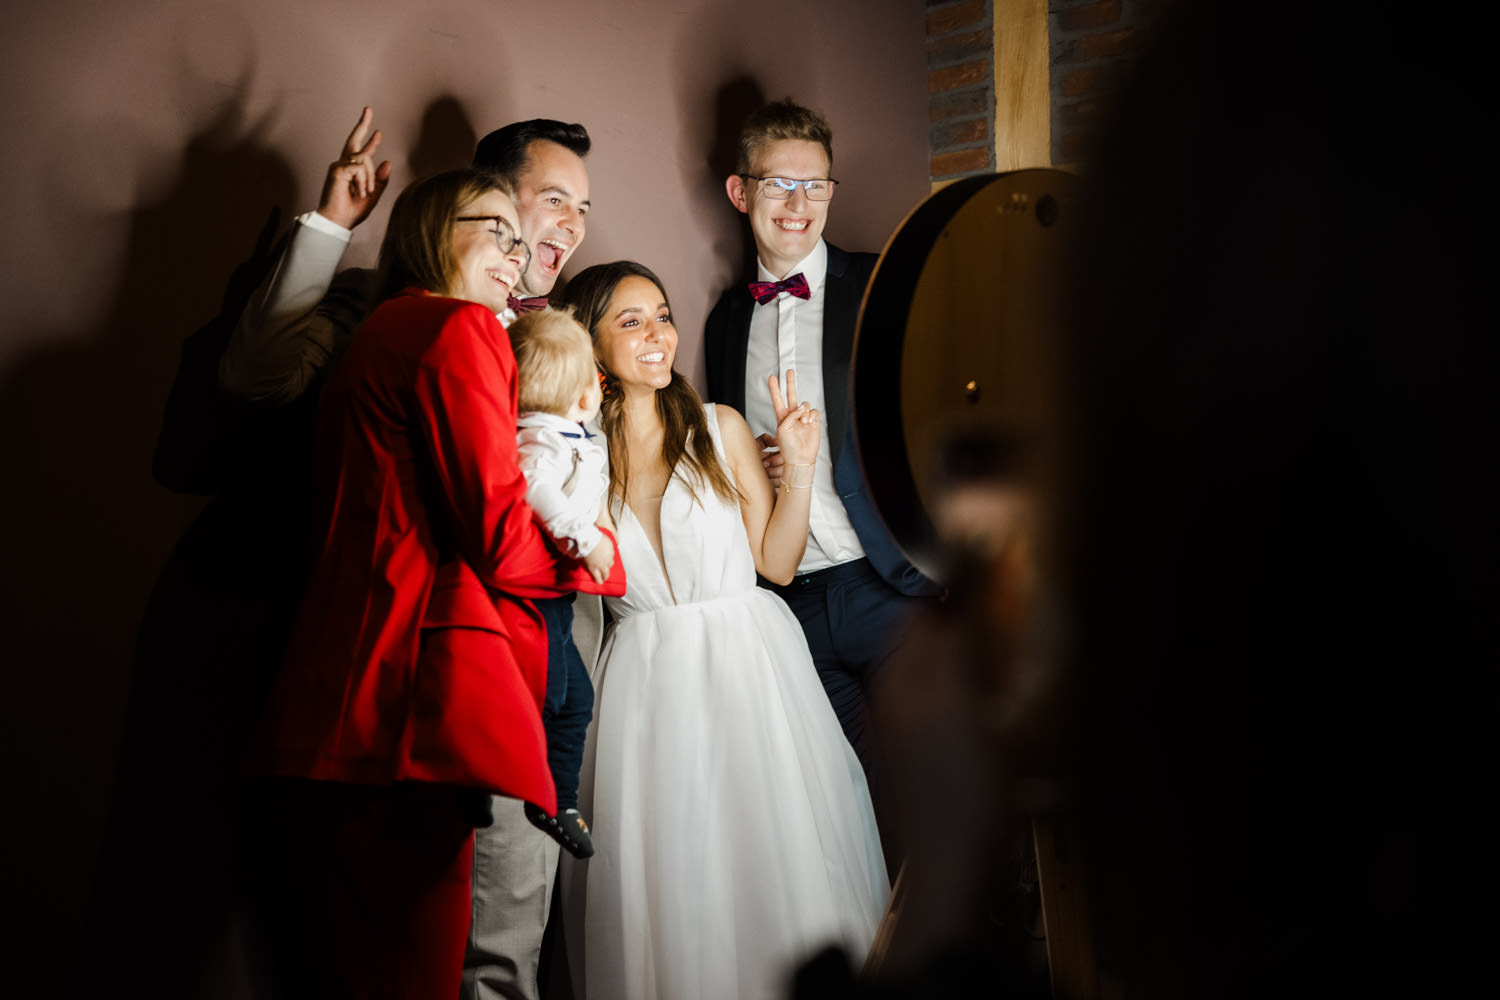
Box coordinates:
[250,168,624,997]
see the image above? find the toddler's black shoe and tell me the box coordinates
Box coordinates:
[524,802,596,858]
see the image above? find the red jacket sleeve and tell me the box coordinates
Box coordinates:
[411,302,624,600]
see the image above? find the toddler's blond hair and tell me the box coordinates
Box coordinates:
[510,308,597,416]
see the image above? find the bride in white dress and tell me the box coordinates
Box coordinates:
[556,261,889,1000]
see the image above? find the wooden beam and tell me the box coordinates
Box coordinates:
[994,0,1052,170]
[1033,817,1098,999]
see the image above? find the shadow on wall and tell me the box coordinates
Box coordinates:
[689,75,767,292]
[409,95,480,180]
[0,87,481,993]
[668,2,772,306]
[665,0,781,386]
[0,90,297,994]
[664,70,769,388]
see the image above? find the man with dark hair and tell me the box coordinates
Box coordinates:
[473,118,589,183]
[472,118,591,299]
[218,107,595,1000]
[705,98,940,800]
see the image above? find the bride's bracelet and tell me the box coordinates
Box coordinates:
[781,462,815,493]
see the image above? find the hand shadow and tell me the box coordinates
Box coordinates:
[0,90,300,998]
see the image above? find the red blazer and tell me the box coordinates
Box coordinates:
[251,290,623,812]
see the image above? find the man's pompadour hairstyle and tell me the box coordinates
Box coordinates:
[735,99,833,176]
[473,119,591,186]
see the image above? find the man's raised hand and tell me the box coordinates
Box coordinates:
[317,106,393,230]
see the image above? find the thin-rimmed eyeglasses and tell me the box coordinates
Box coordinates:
[456,215,532,271]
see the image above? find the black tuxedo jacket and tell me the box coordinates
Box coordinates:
[704,243,939,597]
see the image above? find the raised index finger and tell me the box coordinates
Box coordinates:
[343,106,374,158]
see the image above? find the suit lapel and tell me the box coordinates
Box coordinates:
[724,290,753,412]
[822,244,858,468]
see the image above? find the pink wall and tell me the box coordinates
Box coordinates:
[0,0,927,988]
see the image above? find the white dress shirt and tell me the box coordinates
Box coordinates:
[516,411,608,558]
[742,239,866,574]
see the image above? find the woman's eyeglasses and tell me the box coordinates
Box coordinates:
[456,215,532,271]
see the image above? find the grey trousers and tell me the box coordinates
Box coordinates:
[461,797,561,1000]
[461,597,603,1000]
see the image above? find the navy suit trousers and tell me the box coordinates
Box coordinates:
[536,593,592,812]
[762,557,925,797]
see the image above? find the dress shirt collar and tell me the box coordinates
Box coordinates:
[755,239,828,293]
[517,410,594,438]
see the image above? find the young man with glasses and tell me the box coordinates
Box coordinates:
[705,99,941,808]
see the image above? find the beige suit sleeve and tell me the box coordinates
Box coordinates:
[218,214,377,406]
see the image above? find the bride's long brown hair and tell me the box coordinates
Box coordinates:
[558,261,740,507]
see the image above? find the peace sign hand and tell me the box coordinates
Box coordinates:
[317,106,393,231]
[767,369,820,468]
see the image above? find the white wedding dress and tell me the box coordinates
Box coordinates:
[566,404,889,1000]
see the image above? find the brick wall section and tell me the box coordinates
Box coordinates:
[1050,0,1165,165]
[928,0,995,181]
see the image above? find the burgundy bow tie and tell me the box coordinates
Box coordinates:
[507,295,548,314]
[747,273,810,305]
